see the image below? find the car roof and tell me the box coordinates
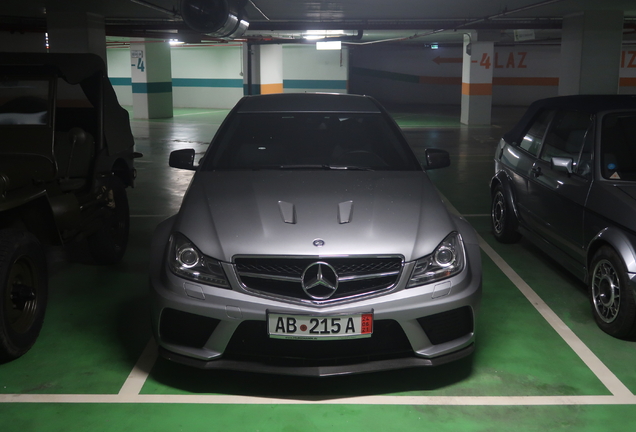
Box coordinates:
[233,93,383,114]
[503,95,636,144]
[0,52,107,84]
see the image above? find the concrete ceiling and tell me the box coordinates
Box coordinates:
[1,0,635,45]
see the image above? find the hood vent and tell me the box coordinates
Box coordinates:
[338,201,354,224]
[278,201,296,224]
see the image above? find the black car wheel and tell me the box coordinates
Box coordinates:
[589,246,636,339]
[87,176,130,265]
[491,184,521,243]
[0,229,48,362]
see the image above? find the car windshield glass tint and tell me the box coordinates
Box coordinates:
[203,113,420,171]
[0,79,49,126]
[601,112,636,181]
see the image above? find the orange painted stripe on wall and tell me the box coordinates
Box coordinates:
[461,82,492,96]
[620,77,636,87]
[493,77,559,86]
[261,83,284,94]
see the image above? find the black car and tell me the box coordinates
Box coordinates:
[491,95,636,339]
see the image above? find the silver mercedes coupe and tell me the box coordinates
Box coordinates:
[149,93,482,376]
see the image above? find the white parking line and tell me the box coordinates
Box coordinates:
[478,237,633,397]
[440,195,633,397]
[2,393,636,405]
[2,197,631,406]
[118,339,158,396]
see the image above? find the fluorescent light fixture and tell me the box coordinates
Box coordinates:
[316,41,342,50]
[431,43,439,49]
[304,30,345,40]
[170,39,184,45]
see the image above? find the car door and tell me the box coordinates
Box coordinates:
[502,109,554,230]
[525,110,594,263]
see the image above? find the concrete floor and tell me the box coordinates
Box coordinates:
[2,104,636,431]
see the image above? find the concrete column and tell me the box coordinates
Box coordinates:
[46,10,106,62]
[245,44,283,95]
[559,11,624,95]
[260,45,283,94]
[129,40,173,119]
[460,34,494,125]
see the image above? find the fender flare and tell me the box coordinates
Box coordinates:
[490,171,520,225]
[587,227,636,276]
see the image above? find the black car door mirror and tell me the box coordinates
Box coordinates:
[169,148,197,170]
[423,148,451,170]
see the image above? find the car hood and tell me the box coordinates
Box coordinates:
[173,170,456,263]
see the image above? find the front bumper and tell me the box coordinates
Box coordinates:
[149,240,482,376]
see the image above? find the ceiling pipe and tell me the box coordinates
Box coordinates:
[344,0,567,45]
[128,0,180,18]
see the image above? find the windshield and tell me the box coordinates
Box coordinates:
[601,112,636,181]
[0,79,50,126]
[202,112,421,171]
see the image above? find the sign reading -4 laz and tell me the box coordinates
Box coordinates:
[267,312,373,340]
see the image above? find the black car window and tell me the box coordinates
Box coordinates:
[540,110,593,176]
[203,112,421,171]
[519,109,553,156]
[601,112,636,181]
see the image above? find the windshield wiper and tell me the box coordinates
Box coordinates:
[329,165,375,171]
[278,164,331,170]
[278,164,374,171]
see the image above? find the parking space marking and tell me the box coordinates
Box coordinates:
[2,195,631,406]
[439,194,632,397]
[478,237,633,397]
[118,339,158,396]
[2,394,636,405]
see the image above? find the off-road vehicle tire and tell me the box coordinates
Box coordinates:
[0,229,48,363]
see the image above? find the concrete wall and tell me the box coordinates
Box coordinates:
[108,44,244,109]
[107,43,348,107]
[107,42,636,108]
[170,44,244,108]
[349,43,636,106]
[283,44,348,94]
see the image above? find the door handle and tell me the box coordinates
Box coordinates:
[531,166,542,177]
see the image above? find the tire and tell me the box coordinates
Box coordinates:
[491,184,521,243]
[0,229,48,363]
[87,176,130,264]
[589,246,636,339]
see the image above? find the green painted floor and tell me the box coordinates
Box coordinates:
[2,105,636,431]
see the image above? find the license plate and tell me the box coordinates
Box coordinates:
[267,311,373,340]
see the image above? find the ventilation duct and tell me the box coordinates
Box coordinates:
[180,0,249,39]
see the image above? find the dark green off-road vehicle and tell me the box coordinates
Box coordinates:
[0,52,138,362]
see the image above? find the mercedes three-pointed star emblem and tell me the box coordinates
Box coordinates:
[301,262,339,300]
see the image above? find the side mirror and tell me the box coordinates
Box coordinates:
[169,148,197,170]
[423,148,451,170]
[551,157,573,175]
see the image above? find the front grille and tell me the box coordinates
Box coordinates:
[223,319,413,367]
[234,256,403,302]
[417,306,474,345]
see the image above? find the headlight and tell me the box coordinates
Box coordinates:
[168,232,230,288]
[407,232,465,287]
